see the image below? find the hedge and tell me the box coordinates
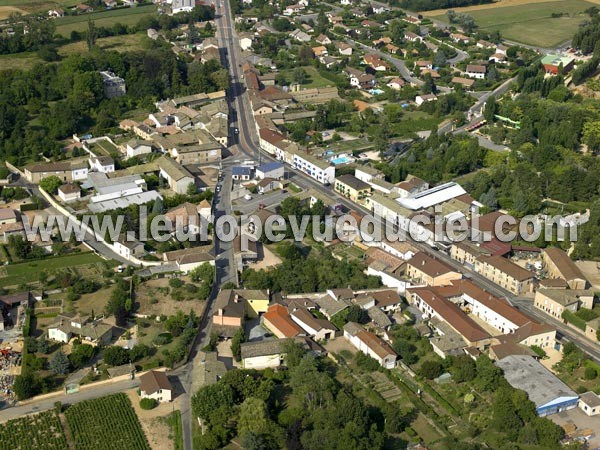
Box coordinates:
[562,310,586,330]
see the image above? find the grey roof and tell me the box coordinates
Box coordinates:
[536,288,595,306]
[241,338,288,359]
[343,321,363,336]
[88,191,162,213]
[367,306,392,328]
[495,355,578,408]
[580,391,600,408]
[315,294,350,317]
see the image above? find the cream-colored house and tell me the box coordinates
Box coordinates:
[405,252,462,287]
[139,370,172,403]
[534,288,595,320]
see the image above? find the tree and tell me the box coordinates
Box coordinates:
[186,182,198,195]
[584,366,597,380]
[293,68,308,84]
[238,397,270,435]
[13,373,39,400]
[282,340,306,369]
[483,95,497,123]
[491,388,522,439]
[103,346,130,366]
[449,354,476,382]
[87,17,96,51]
[418,360,443,379]
[192,382,235,420]
[39,175,62,194]
[190,263,215,283]
[49,350,70,375]
[433,50,446,67]
[231,328,246,362]
[446,9,457,23]
[69,343,96,369]
[583,120,600,153]
[37,334,49,354]
[152,197,164,215]
[475,355,504,391]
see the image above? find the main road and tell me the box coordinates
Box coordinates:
[213,0,600,367]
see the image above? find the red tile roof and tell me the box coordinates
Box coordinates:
[263,304,303,338]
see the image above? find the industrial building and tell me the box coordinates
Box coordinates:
[496,355,579,416]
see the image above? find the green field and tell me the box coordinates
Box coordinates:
[65,393,150,450]
[59,33,146,56]
[278,65,335,89]
[432,0,596,48]
[0,410,68,450]
[55,5,157,36]
[0,252,105,287]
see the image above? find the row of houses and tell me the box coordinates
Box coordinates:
[213,287,403,369]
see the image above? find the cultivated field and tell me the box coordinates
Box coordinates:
[429,0,599,48]
[0,410,68,450]
[65,393,151,450]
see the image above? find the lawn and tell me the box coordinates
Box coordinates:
[431,0,597,48]
[386,110,441,139]
[0,0,80,18]
[0,33,146,74]
[58,33,146,57]
[0,252,105,287]
[278,65,335,89]
[0,52,42,71]
[327,137,375,154]
[55,5,157,36]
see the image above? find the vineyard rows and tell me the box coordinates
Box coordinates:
[65,393,150,450]
[0,410,68,450]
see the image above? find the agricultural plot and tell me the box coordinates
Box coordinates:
[65,393,150,450]
[0,410,68,450]
[431,0,597,48]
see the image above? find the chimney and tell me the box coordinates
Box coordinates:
[422,260,425,266]
[234,294,239,303]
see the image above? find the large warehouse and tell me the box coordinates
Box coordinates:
[496,355,579,417]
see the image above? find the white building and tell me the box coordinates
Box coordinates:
[256,161,284,180]
[126,139,153,158]
[158,157,196,194]
[57,184,81,203]
[241,340,286,370]
[292,153,335,185]
[171,0,194,14]
[114,239,145,260]
[343,322,397,368]
[139,370,172,403]
[89,156,115,173]
[465,64,487,79]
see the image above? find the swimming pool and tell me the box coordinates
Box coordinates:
[330,156,353,165]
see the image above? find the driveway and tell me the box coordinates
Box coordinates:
[547,407,600,449]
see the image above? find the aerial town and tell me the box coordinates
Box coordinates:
[0,0,598,449]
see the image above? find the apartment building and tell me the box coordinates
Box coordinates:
[474,255,535,295]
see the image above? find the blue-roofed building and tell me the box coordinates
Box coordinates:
[496,355,579,417]
[232,166,253,181]
[256,162,284,180]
